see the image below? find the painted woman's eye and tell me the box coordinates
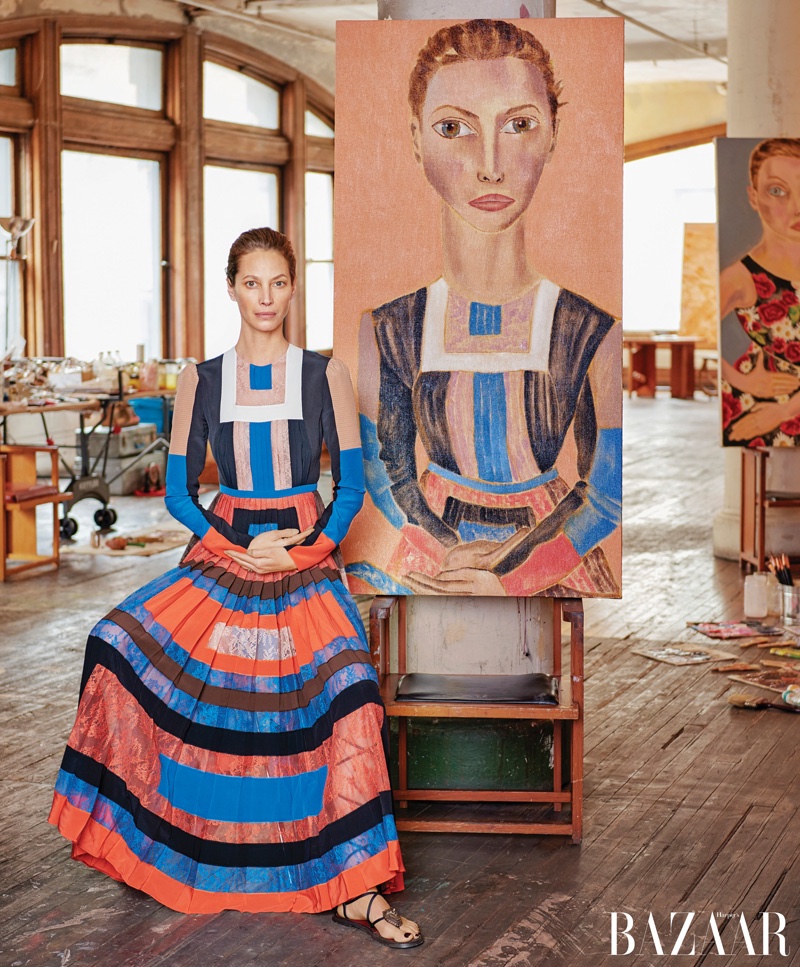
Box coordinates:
[432,119,476,139]
[768,185,787,197]
[501,116,539,134]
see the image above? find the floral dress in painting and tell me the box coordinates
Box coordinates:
[722,255,800,447]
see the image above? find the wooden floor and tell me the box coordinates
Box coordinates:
[2,392,799,966]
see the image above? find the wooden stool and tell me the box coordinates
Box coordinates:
[369,596,584,842]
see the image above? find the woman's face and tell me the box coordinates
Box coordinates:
[412,57,556,233]
[748,155,800,244]
[227,248,295,335]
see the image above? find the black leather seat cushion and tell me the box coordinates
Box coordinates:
[395,672,559,705]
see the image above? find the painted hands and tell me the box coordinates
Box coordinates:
[404,568,505,595]
[729,401,790,441]
[403,530,532,594]
[225,526,314,574]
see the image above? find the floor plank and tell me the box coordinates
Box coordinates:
[2,393,799,966]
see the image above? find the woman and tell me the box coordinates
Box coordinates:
[719,138,800,447]
[49,228,422,949]
[354,19,622,597]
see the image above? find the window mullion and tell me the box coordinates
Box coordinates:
[281,76,306,349]
[24,20,62,357]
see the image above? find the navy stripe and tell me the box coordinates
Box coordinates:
[60,746,394,868]
[79,635,383,756]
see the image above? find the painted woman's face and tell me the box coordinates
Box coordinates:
[748,155,800,244]
[412,57,556,233]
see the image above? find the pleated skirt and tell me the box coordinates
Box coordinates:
[49,490,404,914]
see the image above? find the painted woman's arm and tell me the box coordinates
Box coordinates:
[359,308,458,557]
[494,322,622,595]
[286,358,366,571]
[165,364,254,554]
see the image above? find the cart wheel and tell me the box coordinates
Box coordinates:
[61,517,79,539]
[94,508,116,530]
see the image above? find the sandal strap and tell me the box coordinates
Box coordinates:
[339,888,382,920]
[365,891,382,925]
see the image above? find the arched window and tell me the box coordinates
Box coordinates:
[0,17,334,361]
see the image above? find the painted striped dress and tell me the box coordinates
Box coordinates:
[49,346,405,914]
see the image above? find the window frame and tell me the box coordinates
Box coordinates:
[0,15,334,360]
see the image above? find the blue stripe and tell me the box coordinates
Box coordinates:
[469,302,502,335]
[458,521,517,543]
[157,755,327,823]
[249,363,272,391]
[473,373,513,482]
[428,463,557,495]
[55,773,398,895]
[359,414,405,528]
[322,447,366,547]
[250,422,274,492]
[345,562,413,595]
[165,454,210,538]
[564,428,622,556]
[219,483,317,498]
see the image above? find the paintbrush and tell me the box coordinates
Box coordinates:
[727,693,800,713]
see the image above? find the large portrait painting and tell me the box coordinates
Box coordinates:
[335,18,623,597]
[717,137,800,447]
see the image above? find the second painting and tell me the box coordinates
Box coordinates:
[335,17,623,597]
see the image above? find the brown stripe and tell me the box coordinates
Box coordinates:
[179,560,342,599]
[107,608,372,712]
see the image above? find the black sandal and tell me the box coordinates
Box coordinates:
[332,890,424,949]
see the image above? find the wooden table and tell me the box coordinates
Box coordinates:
[623,334,699,399]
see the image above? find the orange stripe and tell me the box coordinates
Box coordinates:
[144,577,356,672]
[201,528,239,555]
[50,794,404,914]
[65,670,391,839]
[288,535,336,572]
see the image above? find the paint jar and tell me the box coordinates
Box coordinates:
[782,685,800,708]
[781,586,800,628]
[766,572,782,615]
[743,573,768,618]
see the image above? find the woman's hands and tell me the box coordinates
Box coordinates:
[225,526,314,574]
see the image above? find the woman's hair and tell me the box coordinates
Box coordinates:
[408,19,562,127]
[226,227,297,284]
[749,138,800,186]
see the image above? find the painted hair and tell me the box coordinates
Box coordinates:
[408,19,562,127]
[749,138,800,186]
[226,227,297,284]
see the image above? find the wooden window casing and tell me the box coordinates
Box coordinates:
[0,15,334,360]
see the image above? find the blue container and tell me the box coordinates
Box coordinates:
[129,397,170,435]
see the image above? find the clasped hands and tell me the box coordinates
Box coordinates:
[225,527,314,574]
[403,528,532,595]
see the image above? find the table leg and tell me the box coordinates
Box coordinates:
[630,344,656,397]
[670,344,695,399]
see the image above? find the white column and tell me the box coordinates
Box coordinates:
[713,0,800,560]
[375,0,557,673]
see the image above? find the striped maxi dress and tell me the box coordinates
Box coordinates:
[49,346,405,914]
